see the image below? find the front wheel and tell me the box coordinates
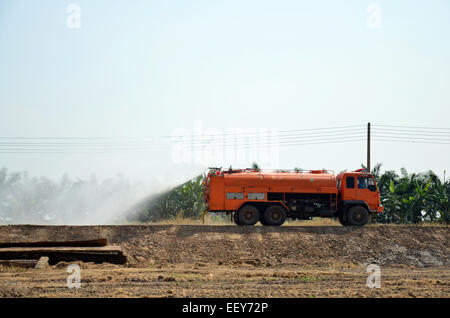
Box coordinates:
[338,212,348,226]
[347,206,369,226]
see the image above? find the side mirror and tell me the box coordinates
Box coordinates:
[368,185,376,192]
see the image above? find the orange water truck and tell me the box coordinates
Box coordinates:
[202,167,383,226]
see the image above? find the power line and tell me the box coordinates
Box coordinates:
[372,124,450,130]
[0,125,365,140]
[372,138,450,145]
[0,138,368,154]
[0,136,367,152]
[372,134,450,142]
[2,126,449,147]
[1,124,450,154]
[1,134,449,152]
[0,131,368,147]
[2,125,450,145]
[2,132,449,151]
[372,129,450,136]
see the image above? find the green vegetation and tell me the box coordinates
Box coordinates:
[126,175,210,223]
[364,163,449,224]
[251,162,261,171]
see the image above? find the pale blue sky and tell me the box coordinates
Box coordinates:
[0,0,449,184]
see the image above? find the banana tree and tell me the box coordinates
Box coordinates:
[425,177,449,224]
[384,177,430,223]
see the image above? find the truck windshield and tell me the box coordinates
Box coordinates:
[357,177,368,189]
[358,176,376,192]
[367,177,376,191]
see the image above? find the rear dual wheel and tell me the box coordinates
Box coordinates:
[262,205,286,226]
[235,204,287,226]
[236,205,259,226]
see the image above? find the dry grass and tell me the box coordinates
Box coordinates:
[368,221,448,227]
[284,218,341,226]
[125,214,233,226]
[0,265,27,273]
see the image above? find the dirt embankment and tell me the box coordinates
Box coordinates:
[0,225,448,268]
[0,225,448,298]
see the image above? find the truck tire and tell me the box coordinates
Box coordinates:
[338,212,348,226]
[347,206,369,226]
[233,212,241,225]
[263,205,287,226]
[237,205,259,226]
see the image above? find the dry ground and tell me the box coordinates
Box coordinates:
[0,224,448,298]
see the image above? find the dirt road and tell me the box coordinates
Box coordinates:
[0,225,448,297]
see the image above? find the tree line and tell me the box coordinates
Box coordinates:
[366,163,449,224]
[0,168,147,224]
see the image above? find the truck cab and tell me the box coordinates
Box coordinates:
[336,170,383,225]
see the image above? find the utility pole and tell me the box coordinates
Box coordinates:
[367,122,371,173]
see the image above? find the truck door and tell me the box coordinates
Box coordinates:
[356,176,378,211]
[343,175,356,200]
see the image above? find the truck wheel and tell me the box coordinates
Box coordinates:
[237,205,259,226]
[347,206,369,226]
[263,205,287,226]
[338,212,348,226]
[233,212,241,225]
